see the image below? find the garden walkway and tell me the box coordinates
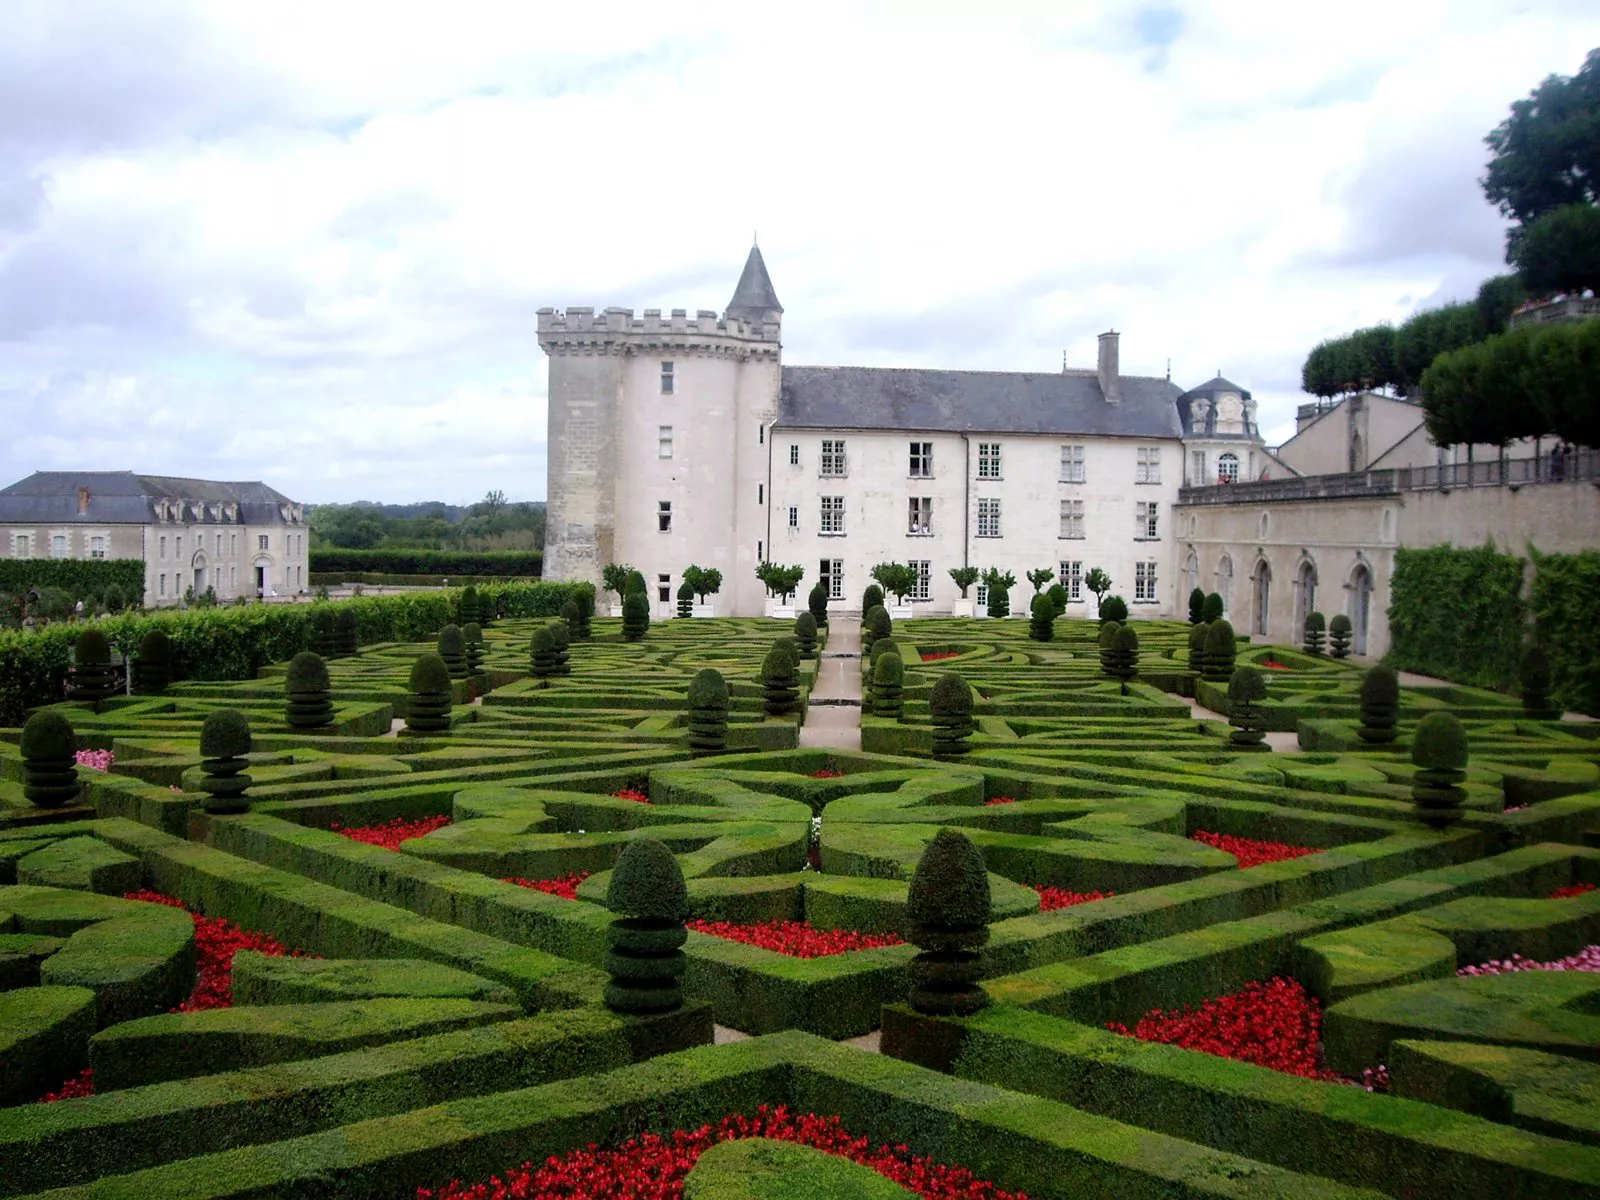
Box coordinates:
[798,616,863,752]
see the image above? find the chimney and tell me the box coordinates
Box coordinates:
[76,486,90,515]
[1097,330,1120,404]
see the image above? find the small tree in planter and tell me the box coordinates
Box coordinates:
[199,708,253,815]
[1046,583,1068,616]
[685,668,729,756]
[133,629,172,694]
[1411,712,1469,828]
[1084,567,1112,615]
[794,611,818,657]
[1202,619,1237,682]
[808,581,829,626]
[70,630,119,712]
[1188,621,1210,673]
[676,580,694,619]
[1104,624,1140,695]
[1227,666,1268,746]
[861,584,885,617]
[685,565,724,607]
[948,566,980,600]
[530,626,558,680]
[463,623,487,675]
[285,652,335,730]
[1358,664,1401,743]
[601,564,633,610]
[930,672,974,758]
[1028,592,1055,642]
[761,642,801,717]
[871,562,918,608]
[20,711,80,808]
[874,651,905,719]
[768,564,804,605]
[335,608,359,658]
[622,591,650,641]
[906,828,991,1016]
[1202,592,1225,623]
[311,607,339,658]
[1520,645,1558,719]
[436,625,469,679]
[1328,613,1353,658]
[549,620,572,676]
[405,654,453,734]
[1026,567,1055,595]
[1188,587,1206,625]
[603,838,689,1014]
[1303,611,1327,657]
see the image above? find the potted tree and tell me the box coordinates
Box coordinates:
[756,562,805,618]
[681,564,723,618]
[871,562,919,620]
[602,563,633,618]
[1084,567,1112,617]
[947,566,980,618]
[980,567,1017,618]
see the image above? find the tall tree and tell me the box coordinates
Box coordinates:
[1509,203,1600,294]
[1482,48,1600,229]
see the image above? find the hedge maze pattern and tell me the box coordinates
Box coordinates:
[2,607,1599,1198]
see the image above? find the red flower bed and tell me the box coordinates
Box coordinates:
[124,889,303,1010]
[920,651,961,661]
[1107,976,1343,1081]
[1551,882,1598,899]
[1035,886,1114,911]
[330,814,452,850]
[418,1105,1027,1200]
[506,872,591,900]
[809,769,843,779]
[686,919,903,958]
[38,1068,95,1103]
[612,788,651,804]
[1191,830,1318,869]
[1261,659,1290,671]
[983,796,1016,806]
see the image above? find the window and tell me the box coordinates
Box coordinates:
[14,534,29,558]
[174,536,182,560]
[89,535,106,559]
[977,498,1001,538]
[1136,502,1159,540]
[820,558,843,600]
[788,505,798,528]
[909,442,932,477]
[1060,444,1085,483]
[759,424,765,444]
[820,440,847,477]
[658,573,671,603]
[1136,446,1161,483]
[159,535,167,558]
[1059,499,1084,539]
[789,444,799,466]
[660,361,674,394]
[978,442,1002,479]
[758,484,764,505]
[1218,452,1240,483]
[230,533,237,556]
[908,560,931,601]
[659,425,674,458]
[1190,450,1207,485]
[976,582,988,608]
[820,496,845,535]
[51,534,68,558]
[230,565,236,588]
[1059,560,1083,602]
[258,535,269,551]
[657,501,672,533]
[1135,560,1158,602]
[757,540,763,562]
[908,497,932,535]
[159,573,166,597]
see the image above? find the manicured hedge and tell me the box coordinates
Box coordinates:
[1386,543,1526,691]
[1528,548,1600,715]
[0,559,145,600]
[311,550,542,577]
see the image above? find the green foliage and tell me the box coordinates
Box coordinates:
[873,650,904,718]
[435,624,469,679]
[311,550,541,577]
[1027,592,1054,642]
[686,667,729,713]
[676,580,694,619]
[1519,645,1558,718]
[929,671,973,758]
[1187,621,1209,672]
[1386,544,1525,688]
[685,1139,917,1200]
[1328,613,1353,659]
[1411,712,1470,828]
[861,585,885,617]
[310,607,339,657]
[335,607,358,657]
[1099,595,1128,625]
[462,623,486,674]
[1202,619,1237,681]
[285,652,334,731]
[947,565,979,598]
[607,838,688,921]
[863,605,892,656]
[624,570,647,598]
[69,629,118,710]
[0,558,145,611]
[906,828,991,1016]
[870,562,918,604]
[1510,203,1600,294]
[1226,666,1267,746]
[405,654,452,734]
[133,629,171,693]
[1202,592,1224,623]
[200,708,252,759]
[807,581,829,625]
[684,565,726,602]
[1101,624,1140,694]
[530,626,557,678]
[200,709,253,812]
[1482,48,1600,227]
[1188,587,1206,624]
[1529,548,1600,714]
[604,839,688,1015]
[794,610,818,656]
[286,650,329,694]
[761,643,800,716]
[1046,583,1067,615]
[1358,665,1401,744]
[561,598,580,630]
[1303,611,1326,657]
[1083,568,1110,609]
[1026,567,1054,594]
[547,620,570,676]
[602,563,633,604]
[622,591,650,641]
[1421,319,1600,450]
[20,710,80,808]
[985,584,1009,619]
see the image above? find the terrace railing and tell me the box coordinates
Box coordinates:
[1179,450,1598,506]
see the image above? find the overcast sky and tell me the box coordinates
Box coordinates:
[0,2,1594,504]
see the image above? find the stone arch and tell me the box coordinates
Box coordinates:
[1251,557,1272,638]
[1216,554,1233,617]
[1347,557,1374,656]
[1184,547,1200,600]
[190,551,210,598]
[1293,555,1318,639]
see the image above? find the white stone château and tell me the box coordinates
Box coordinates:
[540,246,1267,618]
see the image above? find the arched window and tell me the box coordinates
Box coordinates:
[1252,559,1271,638]
[1218,453,1240,483]
[1294,559,1317,636]
[1184,549,1199,599]
[1216,555,1233,616]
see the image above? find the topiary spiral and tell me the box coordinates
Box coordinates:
[1227,665,1268,746]
[1187,620,1210,673]
[676,580,694,619]
[794,611,818,657]
[929,672,973,758]
[20,711,80,808]
[1202,619,1237,682]
[549,620,571,676]
[808,581,829,626]
[462,623,486,675]
[622,591,650,641]
[405,653,453,734]
[1519,645,1558,720]
[604,838,689,1013]
[1357,665,1401,744]
[986,584,1009,619]
[530,626,557,680]
[1028,592,1054,642]
[863,605,892,659]
[560,598,581,636]
[457,586,481,628]
[873,651,904,719]
[310,607,338,658]
[133,629,172,694]
[199,708,253,814]
[335,607,359,658]
[685,668,729,756]
[906,829,991,1016]
[1328,613,1353,658]
[284,651,334,730]
[1303,611,1326,657]
[436,625,469,679]
[761,642,801,717]
[1411,712,1469,828]
[1188,587,1206,625]
[69,630,118,712]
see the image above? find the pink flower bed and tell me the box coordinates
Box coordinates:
[1458,945,1600,976]
[330,814,453,850]
[74,749,114,772]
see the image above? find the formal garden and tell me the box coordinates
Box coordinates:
[1,579,1598,1198]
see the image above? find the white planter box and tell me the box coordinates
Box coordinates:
[691,604,716,619]
[948,599,975,618]
[888,605,915,621]
[767,603,797,620]
[609,604,626,618]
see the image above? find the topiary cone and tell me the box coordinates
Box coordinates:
[1411,712,1468,828]
[530,626,557,680]
[310,607,339,658]
[549,620,571,676]
[929,672,973,758]
[1227,665,1268,747]
[1187,620,1210,673]
[622,592,650,641]
[1519,646,1558,720]
[676,580,694,619]
[1028,593,1054,642]
[685,668,729,756]
[906,829,991,1016]
[284,651,335,730]
[463,623,486,675]
[132,629,172,694]
[335,608,359,658]
[873,651,904,719]
[199,708,253,814]
[560,598,581,638]
[794,611,818,657]
[1188,587,1206,625]
[572,589,593,640]
[457,586,481,628]
[861,585,884,618]
[405,653,453,734]
[69,630,119,712]
[808,581,829,626]
[1357,665,1400,743]
[761,643,800,716]
[21,711,81,808]
[436,624,469,679]
[604,838,689,1014]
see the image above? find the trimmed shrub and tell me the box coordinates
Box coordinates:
[794,611,818,657]
[861,585,885,618]
[1187,621,1210,673]
[571,587,593,640]
[1387,543,1523,688]
[462,623,486,675]
[405,654,453,734]
[1303,611,1326,657]
[807,581,829,626]
[862,605,891,658]
[69,630,118,712]
[986,584,1009,619]
[530,626,557,680]
[1028,593,1055,642]
[560,598,580,637]
[310,607,339,658]
[1202,619,1237,681]
[1411,712,1469,828]
[929,672,973,758]
[548,620,571,676]
[20,710,80,808]
[685,668,729,756]
[456,586,480,628]
[622,591,650,641]
[873,651,904,719]
[1328,613,1353,659]
[676,580,694,619]
[436,625,469,679]
[1529,548,1600,714]
[1099,594,1128,625]
[604,838,688,1014]
[1047,583,1068,616]
[335,608,358,658]
[1202,591,1225,623]
[1357,665,1401,744]
[1226,666,1268,746]
[624,570,647,599]
[311,549,541,578]
[761,643,800,717]
[906,829,991,1016]
[132,629,172,694]
[1519,645,1558,719]
[1103,625,1140,695]
[1096,620,1122,674]
[199,709,252,815]
[1188,587,1206,624]
[284,652,334,730]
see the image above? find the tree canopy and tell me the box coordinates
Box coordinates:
[1421,319,1600,450]
[1482,48,1600,228]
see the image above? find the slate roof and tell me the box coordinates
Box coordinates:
[726,245,783,317]
[1176,374,1259,441]
[776,366,1185,439]
[0,471,299,525]
[1178,375,1252,401]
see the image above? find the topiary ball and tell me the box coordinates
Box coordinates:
[687,667,729,711]
[906,828,992,1016]
[1100,594,1129,624]
[1412,712,1468,771]
[200,708,252,760]
[286,651,330,694]
[20,711,80,808]
[409,653,452,695]
[21,709,76,761]
[1228,665,1268,704]
[1097,620,1122,651]
[75,630,112,665]
[437,624,466,655]
[134,629,172,693]
[606,838,689,922]
[1202,592,1224,623]
[405,653,453,734]
[1358,665,1401,743]
[560,599,580,629]
[929,673,973,720]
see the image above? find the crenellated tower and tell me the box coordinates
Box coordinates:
[538,245,782,615]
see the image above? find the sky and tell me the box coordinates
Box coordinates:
[1,1,1595,505]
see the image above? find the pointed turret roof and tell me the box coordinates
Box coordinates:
[726,244,782,317]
